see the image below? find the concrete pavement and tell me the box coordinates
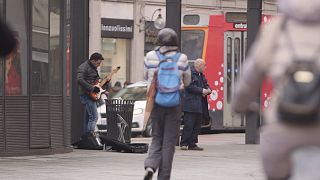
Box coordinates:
[0,133,265,180]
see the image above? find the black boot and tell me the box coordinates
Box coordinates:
[77,132,103,150]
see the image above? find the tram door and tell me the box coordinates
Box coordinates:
[223,31,247,128]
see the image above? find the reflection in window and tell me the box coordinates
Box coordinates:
[243,37,248,71]
[5,0,28,96]
[181,30,205,60]
[65,0,71,96]
[101,38,130,86]
[0,61,3,96]
[49,0,62,94]
[144,21,160,55]
[5,51,22,95]
[0,0,3,17]
[32,0,49,95]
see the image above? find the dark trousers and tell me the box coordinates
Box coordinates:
[180,112,202,148]
[144,104,181,180]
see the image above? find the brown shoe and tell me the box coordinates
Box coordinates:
[188,146,204,151]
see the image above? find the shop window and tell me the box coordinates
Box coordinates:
[49,0,62,95]
[144,21,160,55]
[0,0,4,96]
[65,0,71,97]
[32,0,49,95]
[0,0,3,17]
[101,38,131,87]
[4,0,29,96]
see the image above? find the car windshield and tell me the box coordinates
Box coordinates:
[112,86,147,101]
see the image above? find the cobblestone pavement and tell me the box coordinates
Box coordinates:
[0,133,264,180]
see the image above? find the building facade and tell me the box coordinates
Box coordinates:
[89,0,277,84]
[0,0,277,156]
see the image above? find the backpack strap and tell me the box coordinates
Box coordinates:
[155,50,166,61]
[155,50,181,63]
[170,53,181,62]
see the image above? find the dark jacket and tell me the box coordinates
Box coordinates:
[183,67,211,116]
[77,60,100,95]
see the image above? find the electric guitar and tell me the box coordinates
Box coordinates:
[89,66,120,101]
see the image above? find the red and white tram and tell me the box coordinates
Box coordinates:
[181,12,272,130]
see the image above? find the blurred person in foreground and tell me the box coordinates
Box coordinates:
[233,0,320,179]
[180,58,211,151]
[143,28,191,180]
[108,81,122,98]
[123,80,132,88]
[0,18,16,57]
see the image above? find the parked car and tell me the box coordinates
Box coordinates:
[96,80,212,137]
[96,81,152,137]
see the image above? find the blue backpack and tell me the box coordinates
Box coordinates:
[155,51,181,107]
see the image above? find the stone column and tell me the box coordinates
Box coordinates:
[89,0,101,54]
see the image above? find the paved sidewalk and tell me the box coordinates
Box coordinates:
[0,133,265,180]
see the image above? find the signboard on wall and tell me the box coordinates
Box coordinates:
[101,18,133,39]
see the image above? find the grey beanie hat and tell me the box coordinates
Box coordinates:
[156,28,179,46]
[278,0,320,23]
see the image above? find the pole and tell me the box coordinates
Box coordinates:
[166,0,182,146]
[246,0,262,144]
[166,0,181,49]
[71,0,89,143]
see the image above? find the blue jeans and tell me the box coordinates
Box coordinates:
[80,94,98,135]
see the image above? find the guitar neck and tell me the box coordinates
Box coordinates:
[99,72,115,87]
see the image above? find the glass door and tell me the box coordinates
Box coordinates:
[223,31,247,128]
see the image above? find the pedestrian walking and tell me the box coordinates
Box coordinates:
[180,58,211,151]
[143,28,191,180]
[233,0,320,179]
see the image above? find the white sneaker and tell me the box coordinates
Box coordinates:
[144,167,154,180]
[180,146,188,150]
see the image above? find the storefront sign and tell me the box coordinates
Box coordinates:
[101,18,133,39]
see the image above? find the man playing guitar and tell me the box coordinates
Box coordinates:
[77,52,110,149]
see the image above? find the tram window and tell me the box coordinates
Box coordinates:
[234,38,240,82]
[227,37,232,104]
[181,30,205,61]
[183,15,200,25]
[226,12,247,23]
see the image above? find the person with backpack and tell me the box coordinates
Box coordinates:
[143,28,191,180]
[232,0,320,179]
[180,58,211,151]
